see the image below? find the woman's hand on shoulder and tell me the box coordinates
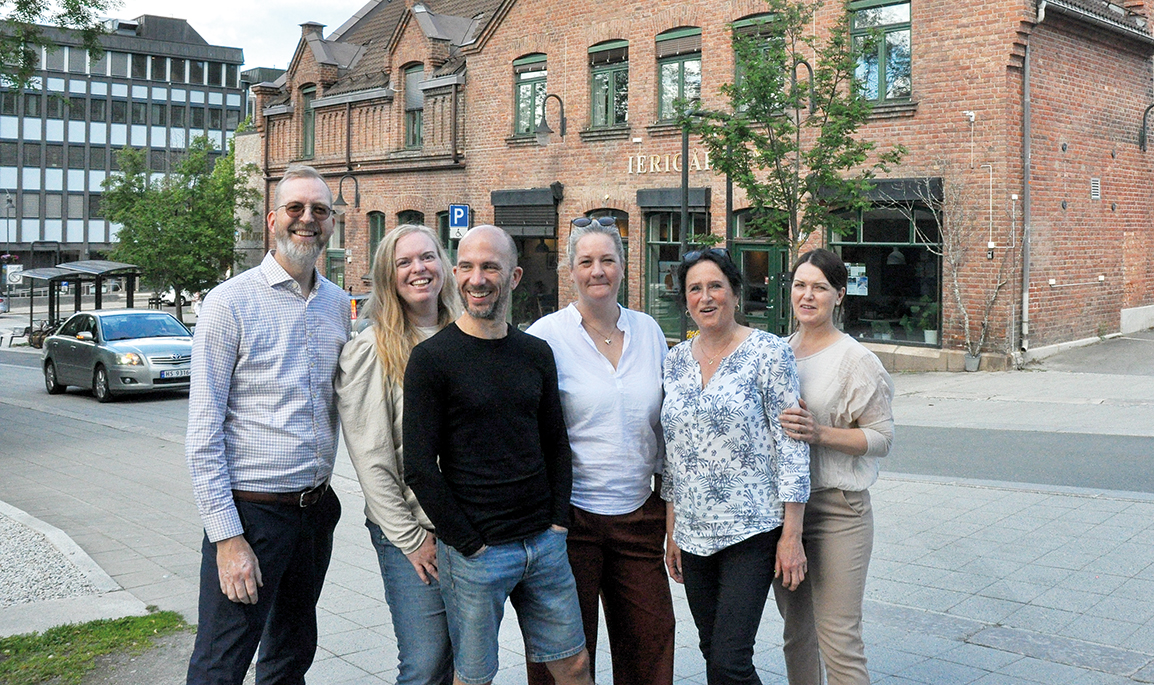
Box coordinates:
[781,398,821,445]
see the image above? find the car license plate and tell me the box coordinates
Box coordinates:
[160,369,190,379]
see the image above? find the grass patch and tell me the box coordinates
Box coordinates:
[0,607,189,685]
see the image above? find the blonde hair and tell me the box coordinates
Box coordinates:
[365,224,460,384]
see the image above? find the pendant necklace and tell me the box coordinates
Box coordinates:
[698,331,736,365]
[583,319,617,346]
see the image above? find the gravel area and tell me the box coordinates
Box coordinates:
[0,512,98,607]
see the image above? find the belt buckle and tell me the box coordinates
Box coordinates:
[299,490,309,508]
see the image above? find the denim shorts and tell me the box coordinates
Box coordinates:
[438,527,586,685]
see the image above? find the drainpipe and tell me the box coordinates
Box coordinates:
[263,111,271,256]
[451,82,460,164]
[1021,14,1039,352]
[346,101,353,171]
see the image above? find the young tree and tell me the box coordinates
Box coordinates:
[692,0,904,259]
[104,137,259,322]
[1,0,115,89]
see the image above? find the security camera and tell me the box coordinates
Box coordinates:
[963,111,976,122]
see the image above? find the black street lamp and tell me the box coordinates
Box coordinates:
[535,93,567,147]
[333,174,360,211]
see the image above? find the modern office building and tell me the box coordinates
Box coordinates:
[251,0,1154,369]
[0,15,245,269]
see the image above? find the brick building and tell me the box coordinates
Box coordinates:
[250,0,1154,368]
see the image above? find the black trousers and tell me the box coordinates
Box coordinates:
[682,528,782,685]
[187,488,341,685]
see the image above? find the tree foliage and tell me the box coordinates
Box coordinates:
[104,137,259,320]
[1,0,116,90]
[692,0,905,259]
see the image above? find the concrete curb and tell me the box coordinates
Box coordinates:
[0,499,149,638]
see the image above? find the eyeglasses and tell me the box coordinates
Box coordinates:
[683,247,729,262]
[572,216,616,228]
[276,202,333,221]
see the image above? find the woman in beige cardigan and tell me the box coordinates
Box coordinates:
[335,224,460,685]
[775,249,895,685]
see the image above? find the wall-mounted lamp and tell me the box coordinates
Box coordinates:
[535,93,567,147]
[1141,103,1154,151]
[334,174,360,211]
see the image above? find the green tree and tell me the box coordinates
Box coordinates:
[692,0,904,260]
[1,0,116,89]
[104,137,259,321]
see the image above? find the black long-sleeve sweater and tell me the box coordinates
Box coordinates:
[402,323,572,556]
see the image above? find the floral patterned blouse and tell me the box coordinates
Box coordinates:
[660,329,810,556]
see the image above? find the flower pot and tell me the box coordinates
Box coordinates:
[879,332,892,340]
[963,352,980,372]
[923,330,938,345]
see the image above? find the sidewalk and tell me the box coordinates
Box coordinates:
[1,331,1152,684]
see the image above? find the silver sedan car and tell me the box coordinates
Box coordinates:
[41,309,192,402]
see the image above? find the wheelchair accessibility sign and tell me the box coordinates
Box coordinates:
[449,204,470,239]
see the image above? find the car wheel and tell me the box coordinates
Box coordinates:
[44,361,65,394]
[93,365,115,403]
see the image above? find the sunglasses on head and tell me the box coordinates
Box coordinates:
[572,216,617,228]
[683,247,729,262]
[277,202,333,221]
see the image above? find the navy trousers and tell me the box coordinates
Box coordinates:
[187,488,341,685]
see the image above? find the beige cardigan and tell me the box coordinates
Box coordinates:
[335,328,435,555]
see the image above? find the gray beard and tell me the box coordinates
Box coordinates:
[275,235,323,271]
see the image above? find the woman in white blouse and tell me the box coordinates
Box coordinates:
[775,248,895,685]
[335,225,460,685]
[661,248,810,685]
[525,216,675,685]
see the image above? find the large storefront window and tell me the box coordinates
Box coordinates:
[833,205,941,345]
[646,210,708,339]
[734,208,791,335]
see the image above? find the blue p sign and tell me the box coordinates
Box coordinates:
[449,204,469,239]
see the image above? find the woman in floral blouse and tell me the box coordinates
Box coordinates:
[661,248,810,685]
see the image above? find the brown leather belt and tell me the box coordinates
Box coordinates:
[233,482,329,508]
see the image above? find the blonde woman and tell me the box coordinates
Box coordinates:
[336,224,460,685]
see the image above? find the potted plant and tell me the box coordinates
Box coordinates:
[870,320,893,340]
[900,298,940,345]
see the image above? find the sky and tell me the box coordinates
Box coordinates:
[111,0,371,71]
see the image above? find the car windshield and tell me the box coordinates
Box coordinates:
[101,314,190,341]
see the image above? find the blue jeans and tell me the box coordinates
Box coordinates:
[367,521,453,685]
[438,527,586,685]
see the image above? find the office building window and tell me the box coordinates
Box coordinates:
[151,56,167,81]
[45,144,63,167]
[170,58,186,83]
[226,64,238,88]
[191,106,205,129]
[189,61,205,84]
[225,109,239,129]
[68,96,85,118]
[590,41,628,129]
[22,194,38,217]
[208,62,222,86]
[404,64,424,148]
[67,145,84,168]
[150,149,165,171]
[68,48,86,73]
[151,103,167,126]
[89,194,103,218]
[24,93,40,117]
[131,102,147,125]
[172,106,186,128]
[110,100,127,124]
[368,212,386,262]
[513,54,547,136]
[90,98,106,121]
[23,144,41,167]
[0,142,16,165]
[109,148,121,171]
[110,52,129,77]
[300,86,315,158]
[45,96,64,119]
[851,0,911,102]
[656,28,702,121]
[67,194,84,218]
[131,54,147,79]
[90,52,108,76]
[45,194,62,218]
[45,48,65,72]
[89,146,106,169]
[0,92,15,115]
[208,108,222,130]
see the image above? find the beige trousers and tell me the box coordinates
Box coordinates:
[773,487,874,685]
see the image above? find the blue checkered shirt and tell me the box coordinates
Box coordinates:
[187,252,350,542]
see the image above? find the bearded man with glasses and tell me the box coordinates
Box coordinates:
[186,164,351,684]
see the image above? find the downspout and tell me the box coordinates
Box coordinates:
[262,111,271,256]
[1021,8,1041,352]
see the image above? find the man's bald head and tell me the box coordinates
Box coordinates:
[460,224,518,270]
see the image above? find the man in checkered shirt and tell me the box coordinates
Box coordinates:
[186,165,351,685]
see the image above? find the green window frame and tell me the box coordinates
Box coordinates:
[656,28,701,121]
[368,212,386,264]
[404,64,424,149]
[851,0,911,102]
[646,210,708,339]
[589,41,628,129]
[513,54,547,136]
[300,86,316,159]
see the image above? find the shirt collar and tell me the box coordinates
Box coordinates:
[261,251,321,293]
[566,301,628,333]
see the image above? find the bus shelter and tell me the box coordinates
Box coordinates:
[17,260,140,331]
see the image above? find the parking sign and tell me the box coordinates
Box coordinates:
[448,204,469,239]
